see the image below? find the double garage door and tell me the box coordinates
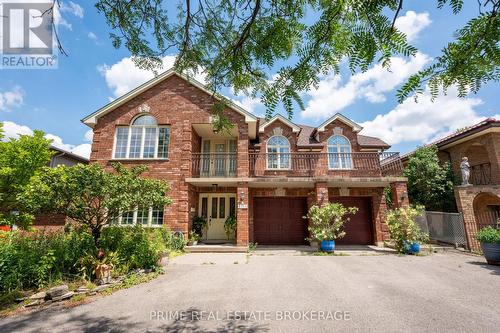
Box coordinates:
[253,197,373,245]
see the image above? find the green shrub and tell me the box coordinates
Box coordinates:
[305,203,358,241]
[0,226,184,293]
[386,206,429,253]
[476,227,500,244]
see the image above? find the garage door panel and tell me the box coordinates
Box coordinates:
[329,197,373,245]
[253,197,308,245]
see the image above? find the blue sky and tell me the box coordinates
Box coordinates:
[0,1,498,158]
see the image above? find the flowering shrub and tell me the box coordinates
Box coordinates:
[385,205,429,253]
[305,203,358,241]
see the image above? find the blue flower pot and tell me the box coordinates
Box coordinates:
[321,240,335,252]
[410,242,421,254]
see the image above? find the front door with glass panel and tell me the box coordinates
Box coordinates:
[201,140,237,177]
[199,194,236,241]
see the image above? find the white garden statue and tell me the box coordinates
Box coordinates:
[460,156,471,186]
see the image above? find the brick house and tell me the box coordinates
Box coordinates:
[401,118,500,250]
[82,70,409,246]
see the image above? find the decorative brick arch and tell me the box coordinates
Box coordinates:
[455,185,500,250]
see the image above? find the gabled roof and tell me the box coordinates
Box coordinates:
[81,69,257,127]
[259,114,301,133]
[400,118,500,162]
[316,113,363,132]
[357,134,390,149]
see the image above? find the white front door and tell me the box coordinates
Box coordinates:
[199,193,236,241]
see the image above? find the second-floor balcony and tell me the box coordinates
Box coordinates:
[191,151,403,178]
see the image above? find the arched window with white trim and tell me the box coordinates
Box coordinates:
[113,114,170,159]
[267,135,290,169]
[327,135,352,169]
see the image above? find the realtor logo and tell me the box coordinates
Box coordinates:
[1,0,58,69]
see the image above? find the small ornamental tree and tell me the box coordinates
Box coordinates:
[404,145,457,212]
[0,129,53,227]
[305,203,358,241]
[21,163,172,245]
[386,205,429,253]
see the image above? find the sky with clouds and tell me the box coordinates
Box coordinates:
[0,1,498,159]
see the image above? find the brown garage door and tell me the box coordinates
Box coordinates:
[253,197,308,245]
[329,197,373,245]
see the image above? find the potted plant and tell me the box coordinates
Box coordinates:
[188,231,200,246]
[305,203,358,252]
[476,226,500,265]
[386,206,429,254]
[192,216,208,239]
[224,216,237,240]
[94,250,116,284]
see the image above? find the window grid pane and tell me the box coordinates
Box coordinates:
[219,197,226,219]
[129,127,143,158]
[151,207,164,225]
[143,128,157,158]
[122,211,134,225]
[133,115,157,126]
[137,208,149,225]
[114,127,129,158]
[158,127,170,158]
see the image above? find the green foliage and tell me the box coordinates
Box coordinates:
[0,226,183,293]
[21,163,172,244]
[384,186,393,209]
[386,206,429,253]
[92,1,498,124]
[476,226,500,244]
[305,203,358,241]
[404,145,457,212]
[0,129,53,227]
[398,1,499,102]
[192,216,208,237]
[188,230,200,242]
[224,216,237,239]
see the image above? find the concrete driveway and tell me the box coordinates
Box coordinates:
[1,251,499,332]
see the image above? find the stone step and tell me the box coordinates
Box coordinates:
[186,245,247,253]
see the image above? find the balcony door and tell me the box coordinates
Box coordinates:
[199,193,237,241]
[201,139,237,177]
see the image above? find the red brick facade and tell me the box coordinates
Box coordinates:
[85,73,406,247]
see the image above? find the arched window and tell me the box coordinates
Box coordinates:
[113,114,170,159]
[327,135,352,169]
[267,135,290,169]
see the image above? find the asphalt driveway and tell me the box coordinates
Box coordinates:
[1,250,499,332]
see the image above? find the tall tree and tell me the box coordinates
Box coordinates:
[403,145,457,212]
[80,0,499,125]
[0,129,53,226]
[21,163,172,244]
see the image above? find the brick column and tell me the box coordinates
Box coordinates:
[390,181,409,208]
[237,126,249,177]
[454,186,478,251]
[372,188,388,246]
[236,183,249,246]
[315,182,328,206]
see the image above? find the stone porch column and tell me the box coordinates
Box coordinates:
[390,181,409,208]
[372,188,388,246]
[315,182,329,206]
[236,183,249,246]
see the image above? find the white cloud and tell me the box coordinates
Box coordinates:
[360,87,499,145]
[1,121,91,159]
[60,1,84,18]
[301,52,431,120]
[0,86,24,112]
[395,11,432,42]
[84,129,93,142]
[87,32,98,40]
[2,121,33,139]
[99,55,207,98]
[232,95,263,114]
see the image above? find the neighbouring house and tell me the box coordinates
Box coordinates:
[401,118,500,250]
[82,70,409,246]
[33,146,89,229]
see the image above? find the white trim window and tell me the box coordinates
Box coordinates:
[267,135,290,169]
[111,206,164,227]
[328,135,352,169]
[113,115,170,159]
